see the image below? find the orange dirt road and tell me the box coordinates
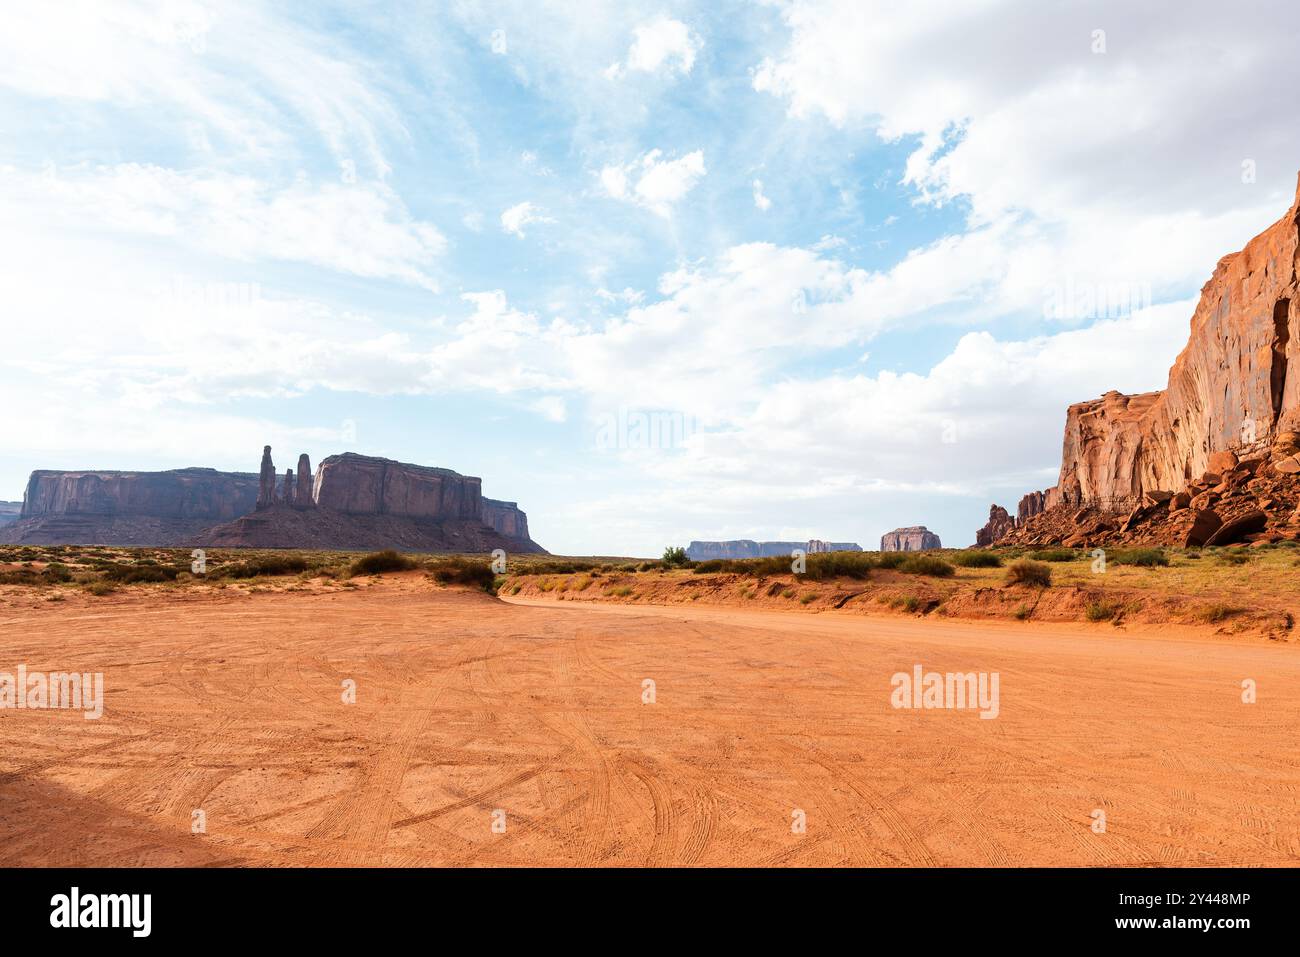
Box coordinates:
[1,579,1298,866]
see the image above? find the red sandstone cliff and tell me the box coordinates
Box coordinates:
[979,175,1300,548]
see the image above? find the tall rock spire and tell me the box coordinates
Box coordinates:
[256,446,275,509]
[295,454,314,508]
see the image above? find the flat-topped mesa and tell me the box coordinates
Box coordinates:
[257,446,276,509]
[313,452,483,519]
[685,539,862,561]
[880,526,942,551]
[18,468,258,520]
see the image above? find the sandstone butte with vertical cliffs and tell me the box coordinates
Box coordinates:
[0,448,545,554]
[978,175,1300,549]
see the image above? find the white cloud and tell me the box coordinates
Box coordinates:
[0,1,400,177]
[754,0,1299,231]
[607,16,699,78]
[1,163,446,288]
[752,178,771,211]
[500,200,554,238]
[599,149,706,216]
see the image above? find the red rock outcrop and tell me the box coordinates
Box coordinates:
[0,449,544,552]
[482,497,530,540]
[0,468,260,545]
[257,446,276,509]
[313,453,482,520]
[880,526,942,551]
[200,450,545,553]
[975,505,1015,547]
[295,455,314,508]
[981,176,1300,547]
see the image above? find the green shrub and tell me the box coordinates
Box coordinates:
[100,563,180,584]
[219,555,311,579]
[1215,550,1251,565]
[873,551,907,569]
[949,550,1002,568]
[902,595,920,613]
[1085,600,1117,621]
[349,551,417,576]
[1109,548,1169,567]
[1196,602,1244,623]
[1028,548,1079,563]
[425,557,496,592]
[1007,559,1052,587]
[898,555,955,577]
[661,546,688,567]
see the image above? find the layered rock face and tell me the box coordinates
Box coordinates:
[202,449,545,553]
[1,468,260,545]
[0,448,543,552]
[975,506,1016,547]
[0,502,22,527]
[482,498,530,540]
[685,540,862,561]
[980,178,1300,548]
[18,468,257,520]
[879,526,941,551]
[313,453,482,519]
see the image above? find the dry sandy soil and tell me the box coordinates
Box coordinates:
[1,574,1297,866]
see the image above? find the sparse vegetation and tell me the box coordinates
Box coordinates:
[950,550,1002,568]
[425,557,496,592]
[1109,548,1169,567]
[898,555,955,577]
[1028,548,1080,563]
[1196,602,1245,624]
[1085,600,1118,621]
[661,546,689,567]
[1007,559,1052,587]
[349,550,418,576]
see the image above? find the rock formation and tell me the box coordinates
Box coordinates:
[0,502,22,527]
[313,453,482,519]
[198,449,545,553]
[975,506,1016,547]
[0,468,260,545]
[0,448,544,552]
[685,540,861,561]
[482,497,530,540]
[880,526,941,551]
[295,455,314,508]
[979,176,1300,548]
[257,446,276,509]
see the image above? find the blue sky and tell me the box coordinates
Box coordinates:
[3,1,1300,554]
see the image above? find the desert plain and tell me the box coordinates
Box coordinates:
[1,547,1298,867]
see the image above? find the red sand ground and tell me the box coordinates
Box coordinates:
[1,576,1297,866]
